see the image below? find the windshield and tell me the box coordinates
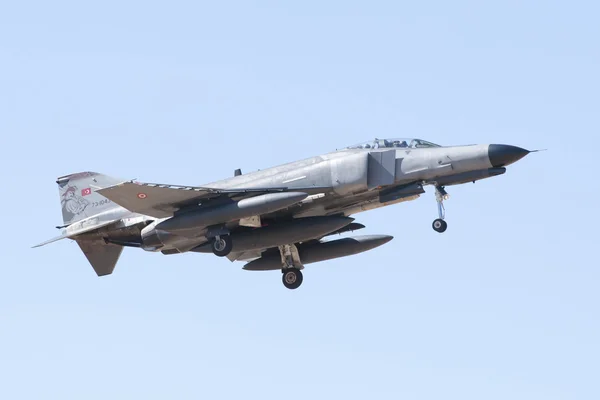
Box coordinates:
[345,138,441,150]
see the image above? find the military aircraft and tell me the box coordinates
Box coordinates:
[34,138,533,289]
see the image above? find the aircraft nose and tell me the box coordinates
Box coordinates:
[488,144,530,167]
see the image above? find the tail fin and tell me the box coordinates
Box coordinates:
[57,172,122,226]
[57,172,126,276]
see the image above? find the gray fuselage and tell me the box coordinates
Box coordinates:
[79,142,527,254]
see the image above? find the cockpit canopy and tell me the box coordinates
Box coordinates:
[345,138,441,150]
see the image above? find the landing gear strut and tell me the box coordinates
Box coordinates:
[211,235,233,257]
[279,244,304,290]
[433,186,448,233]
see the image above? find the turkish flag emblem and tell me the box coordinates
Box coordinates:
[81,188,92,196]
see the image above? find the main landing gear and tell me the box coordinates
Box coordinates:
[432,185,449,233]
[279,244,304,290]
[211,235,233,257]
[282,268,303,290]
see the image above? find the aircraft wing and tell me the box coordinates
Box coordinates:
[98,181,327,218]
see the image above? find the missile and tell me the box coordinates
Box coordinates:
[242,234,394,271]
[156,191,308,233]
[192,216,355,254]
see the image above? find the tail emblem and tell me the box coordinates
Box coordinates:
[61,185,90,223]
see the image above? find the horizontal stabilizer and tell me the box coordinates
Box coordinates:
[77,240,124,276]
[32,234,69,248]
[32,217,122,248]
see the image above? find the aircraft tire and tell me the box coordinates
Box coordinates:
[212,235,233,257]
[432,219,447,233]
[282,269,303,290]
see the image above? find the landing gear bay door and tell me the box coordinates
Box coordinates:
[368,150,396,189]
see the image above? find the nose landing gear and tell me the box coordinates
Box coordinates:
[432,186,449,233]
[432,218,447,233]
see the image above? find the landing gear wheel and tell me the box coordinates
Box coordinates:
[282,269,303,290]
[431,185,449,233]
[211,235,233,257]
[432,218,447,233]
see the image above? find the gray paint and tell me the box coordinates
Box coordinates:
[368,150,396,188]
[35,138,532,276]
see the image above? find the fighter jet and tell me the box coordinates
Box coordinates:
[34,138,533,289]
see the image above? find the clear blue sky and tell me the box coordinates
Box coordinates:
[1,1,598,399]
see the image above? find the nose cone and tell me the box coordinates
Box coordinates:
[488,144,530,167]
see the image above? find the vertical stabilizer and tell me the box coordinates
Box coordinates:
[57,172,122,226]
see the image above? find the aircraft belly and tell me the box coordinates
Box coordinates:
[191,216,354,254]
[160,237,209,254]
[338,194,420,216]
